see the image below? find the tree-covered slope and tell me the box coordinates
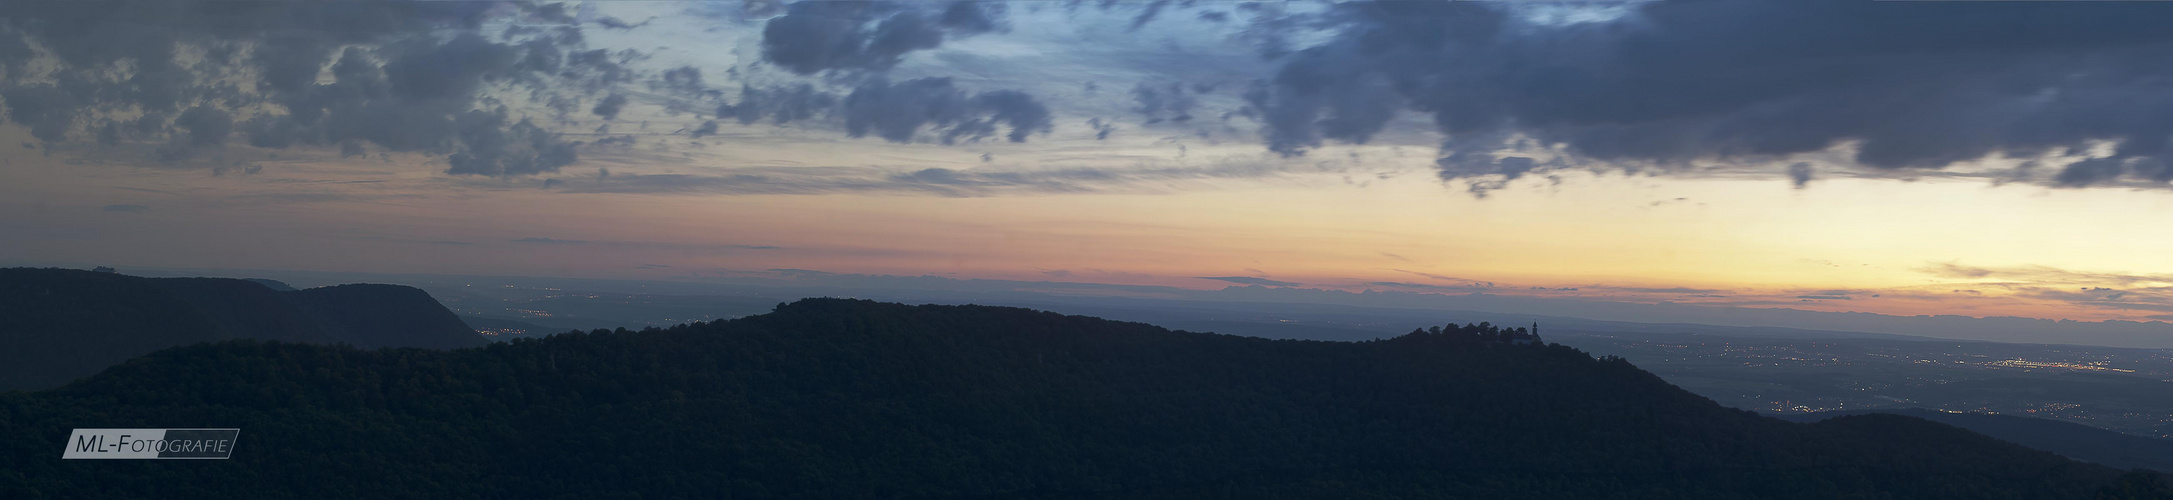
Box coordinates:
[0,298,2164,498]
[0,268,486,391]
[1780,408,2173,473]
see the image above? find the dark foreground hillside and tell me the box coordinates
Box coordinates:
[1779,409,2173,473]
[1,299,2167,498]
[0,268,488,391]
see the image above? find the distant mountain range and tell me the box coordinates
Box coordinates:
[2,298,2165,498]
[0,268,487,391]
[1778,408,2173,473]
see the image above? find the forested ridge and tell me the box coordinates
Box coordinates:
[1779,408,2173,473]
[2,298,2169,498]
[0,268,486,390]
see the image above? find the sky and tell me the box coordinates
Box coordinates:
[10,0,2173,326]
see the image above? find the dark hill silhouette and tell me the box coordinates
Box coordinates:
[1,298,2164,498]
[1778,408,2173,473]
[286,284,487,348]
[239,278,297,291]
[0,268,486,391]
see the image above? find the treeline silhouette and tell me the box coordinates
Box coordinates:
[1401,321,1545,345]
[1,299,2167,498]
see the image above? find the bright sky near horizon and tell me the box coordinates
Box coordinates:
[9,1,2173,324]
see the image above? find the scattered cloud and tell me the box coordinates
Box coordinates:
[1583,286,1727,295]
[1247,1,2173,191]
[1198,276,1300,287]
[512,237,778,252]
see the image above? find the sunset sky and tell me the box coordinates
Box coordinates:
[9,0,2173,323]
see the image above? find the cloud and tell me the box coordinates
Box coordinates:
[513,237,779,252]
[1917,262,2173,286]
[842,78,1052,144]
[1247,0,2173,190]
[1391,268,1475,282]
[717,84,838,126]
[563,159,1300,197]
[1922,263,1998,279]
[591,94,629,120]
[355,235,472,246]
[1788,162,1814,189]
[1366,281,1494,292]
[1133,81,1197,124]
[443,109,580,177]
[1582,286,1727,295]
[100,204,149,213]
[0,1,603,177]
[1198,276,1300,287]
[759,1,1007,75]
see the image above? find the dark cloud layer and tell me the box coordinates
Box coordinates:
[1250,0,2173,189]
[717,84,836,126]
[0,1,606,176]
[1133,81,1197,125]
[732,2,1053,145]
[842,78,1050,144]
[759,1,1006,75]
[703,77,1052,145]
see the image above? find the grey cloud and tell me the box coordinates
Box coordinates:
[564,160,1296,197]
[173,106,231,146]
[1922,263,1997,279]
[760,1,1007,75]
[514,237,780,252]
[3,84,79,143]
[1367,281,1492,292]
[2053,156,2128,187]
[340,141,368,158]
[1198,276,1300,287]
[0,1,598,177]
[2014,286,2173,313]
[1918,262,2173,286]
[717,84,836,125]
[939,2,1007,34]
[356,236,472,246]
[842,78,1051,144]
[1584,286,1727,295]
[101,204,149,213]
[1128,0,1171,31]
[591,94,629,120]
[1088,118,1115,140]
[1391,269,1491,286]
[653,67,709,97]
[1788,162,1814,189]
[1133,81,1197,124]
[443,109,578,177]
[1250,0,2173,190]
